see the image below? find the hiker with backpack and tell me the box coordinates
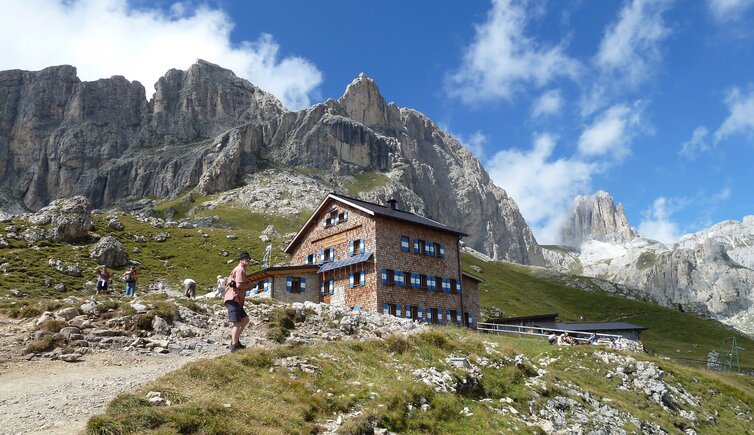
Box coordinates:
[121,266,137,297]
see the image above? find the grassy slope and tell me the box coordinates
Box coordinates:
[86,328,754,434]
[461,253,754,366]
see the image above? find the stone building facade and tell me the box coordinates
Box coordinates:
[279,193,481,328]
[244,265,321,304]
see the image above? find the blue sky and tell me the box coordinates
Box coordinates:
[1,0,754,244]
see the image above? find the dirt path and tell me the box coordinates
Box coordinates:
[0,314,231,435]
[0,350,222,435]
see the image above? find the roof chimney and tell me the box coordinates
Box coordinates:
[386,199,397,210]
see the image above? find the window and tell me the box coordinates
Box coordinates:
[420,274,428,290]
[306,253,317,265]
[411,306,419,320]
[450,279,458,294]
[349,239,365,256]
[434,243,443,258]
[381,268,395,285]
[286,276,304,293]
[350,270,366,288]
[338,211,348,222]
[450,310,458,325]
[401,236,410,252]
[389,304,397,316]
[395,271,405,286]
[430,308,439,324]
[322,247,335,263]
[414,239,426,254]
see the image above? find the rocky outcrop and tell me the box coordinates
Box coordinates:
[0,62,543,264]
[561,191,638,247]
[28,196,93,242]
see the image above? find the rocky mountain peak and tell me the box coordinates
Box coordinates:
[337,73,401,132]
[561,190,638,247]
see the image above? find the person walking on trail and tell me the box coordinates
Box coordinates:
[225,252,253,352]
[95,265,110,295]
[215,275,226,298]
[121,266,137,297]
[183,278,196,299]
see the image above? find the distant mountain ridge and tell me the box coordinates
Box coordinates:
[544,191,754,336]
[0,61,543,265]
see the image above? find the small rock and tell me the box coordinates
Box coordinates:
[55,307,79,321]
[54,283,66,292]
[107,219,124,231]
[153,232,170,242]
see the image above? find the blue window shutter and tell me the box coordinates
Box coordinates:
[428,276,434,291]
[383,304,389,315]
[334,214,339,225]
[418,306,423,320]
[301,277,306,292]
[424,241,431,256]
[381,268,387,285]
[360,271,365,286]
[438,309,443,322]
[405,305,412,319]
[446,310,452,324]
[329,280,334,295]
[457,281,462,294]
[344,211,348,221]
[320,281,325,296]
[457,312,463,325]
[401,236,409,252]
[286,277,292,292]
[468,313,473,327]
[359,239,365,254]
[395,271,403,286]
[414,239,420,253]
[396,304,401,317]
[349,241,354,257]
[349,273,355,289]
[329,249,334,262]
[320,250,325,264]
[440,244,445,258]
[322,219,326,228]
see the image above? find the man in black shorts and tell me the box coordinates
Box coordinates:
[224,252,253,352]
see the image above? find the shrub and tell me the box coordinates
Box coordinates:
[269,308,295,330]
[39,319,67,333]
[25,335,56,353]
[267,326,290,343]
[385,335,412,355]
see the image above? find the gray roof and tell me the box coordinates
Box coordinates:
[318,252,373,273]
[285,193,467,253]
[333,194,468,236]
[551,322,647,331]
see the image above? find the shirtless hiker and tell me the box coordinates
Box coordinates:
[224,252,253,352]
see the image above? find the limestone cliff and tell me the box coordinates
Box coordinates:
[545,190,754,336]
[561,191,638,247]
[0,62,544,264]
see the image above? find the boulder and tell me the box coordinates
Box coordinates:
[89,235,128,267]
[107,219,124,231]
[55,307,79,321]
[152,315,171,335]
[54,283,66,292]
[80,301,98,315]
[36,311,54,326]
[29,196,93,242]
[153,232,169,242]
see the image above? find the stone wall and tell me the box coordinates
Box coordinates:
[270,272,321,304]
[289,200,379,310]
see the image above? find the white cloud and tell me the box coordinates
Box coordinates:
[578,104,642,159]
[531,89,563,118]
[0,0,323,109]
[708,0,754,21]
[595,0,673,87]
[637,197,683,243]
[447,0,580,104]
[714,87,754,142]
[486,133,598,243]
[679,126,711,159]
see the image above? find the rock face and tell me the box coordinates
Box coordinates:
[560,191,638,247]
[0,62,543,264]
[545,208,754,336]
[89,235,129,268]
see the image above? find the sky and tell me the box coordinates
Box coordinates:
[1,0,753,245]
